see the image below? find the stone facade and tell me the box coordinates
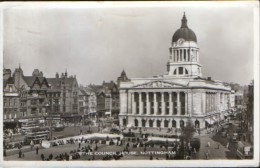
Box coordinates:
[119,14,233,130]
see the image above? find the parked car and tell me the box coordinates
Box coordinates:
[236,141,253,159]
[190,138,201,150]
[110,128,121,134]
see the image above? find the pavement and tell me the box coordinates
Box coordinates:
[193,133,229,160]
[4,120,244,161]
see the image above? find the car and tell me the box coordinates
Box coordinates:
[221,131,227,137]
[190,138,200,150]
[110,128,121,134]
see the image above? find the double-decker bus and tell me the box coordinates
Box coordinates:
[21,120,40,135]
[24,128,50,145]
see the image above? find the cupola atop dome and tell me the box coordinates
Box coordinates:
[172,13,197,43]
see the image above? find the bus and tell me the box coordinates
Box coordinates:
[21,120,40,135]
[24,129,50,145]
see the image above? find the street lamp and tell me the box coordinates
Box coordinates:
[45,103,53,140]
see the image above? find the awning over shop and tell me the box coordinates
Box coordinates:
[205,118,214,125]
[88,112,96,115]
[105,112,111,115]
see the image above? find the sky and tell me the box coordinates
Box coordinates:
[3,3,256,86]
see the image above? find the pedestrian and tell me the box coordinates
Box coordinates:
[79,142,81,149]
[18,149,22,158]
[30,140,34,150]
[226,142,229,149]
[49,154,53,160]
[41,154,45,161]
[36,146,39,155]
[4,149,6,157]
[205,152,209,160]
[207,149,210,156]
[207,141,210,147]
[150,155,153,160]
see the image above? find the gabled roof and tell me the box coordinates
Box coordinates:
[79,89,88,96]
[3,77,15,88]
[46,77,78,88]
[23,76,37,87]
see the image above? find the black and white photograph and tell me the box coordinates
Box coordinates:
[1,1,259,167]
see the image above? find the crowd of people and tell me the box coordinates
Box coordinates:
[36,132,198,161]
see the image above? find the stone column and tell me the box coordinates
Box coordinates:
[185,92,188,116]
[161,92,165,115]
[177,92,180,115]
[197,50,200,62]
[185,49,188,61]
[146,92,150,115]
[154,92,157,115]
[132,93,136,114]
[177,50,179,62]
[127,91,131,114]
[139,92,143,115]
[169,92,173,115]
[181,49,183,61]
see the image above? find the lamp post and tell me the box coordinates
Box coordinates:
[46,103,53,140]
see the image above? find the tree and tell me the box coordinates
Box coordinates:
[182,118,196,142]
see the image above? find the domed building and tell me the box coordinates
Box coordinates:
[119,13,234,131]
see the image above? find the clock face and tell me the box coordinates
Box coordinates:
[178,39,185,45]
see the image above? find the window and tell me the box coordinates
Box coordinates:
[179,67,183,74]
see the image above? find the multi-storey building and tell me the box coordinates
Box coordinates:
[3,68,79,119]
[88,81,119,118]
[119,13,233,130]
[3,75,20,120]
[235,90,244,108]
[78,88,89,116]
[47,71,79,115]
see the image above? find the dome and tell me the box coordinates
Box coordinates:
[172,13,197,43]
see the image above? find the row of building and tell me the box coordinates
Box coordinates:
[3,14,253,132]
[3,67,129,123]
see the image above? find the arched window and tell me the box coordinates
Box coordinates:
[157,120,161,128]
[195,120,200,128]
[123,119,127,126]
[164,120,169,128]
[142,119,146,127]
[172,120,176,128]
[149,120,153,127]
[180,120,184,128]
[134,119,138,127]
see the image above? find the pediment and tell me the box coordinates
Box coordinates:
[132,80,187,89]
